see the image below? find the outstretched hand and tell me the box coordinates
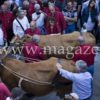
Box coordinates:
[56,63,62,70]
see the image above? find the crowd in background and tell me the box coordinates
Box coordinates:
[0,0,100,46]
[0,0,100,100]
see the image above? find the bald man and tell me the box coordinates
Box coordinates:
[22,35,44,63]
[47,5,66,34]
[25,21,41,36]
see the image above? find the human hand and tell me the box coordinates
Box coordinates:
[56,63,62,70]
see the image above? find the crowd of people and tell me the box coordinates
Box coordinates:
[0,0,100,100]
[0,0,100,45]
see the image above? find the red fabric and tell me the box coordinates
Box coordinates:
[0,12,14,31]
[22,42,44,63]
[43,6,60,15]
[28,3,35,21]
[60,0,64,2]
[46,23,61,34]
[0,83,11,100]
[73,44,95,66]
[47,11,66,33]
[25,28,41,36]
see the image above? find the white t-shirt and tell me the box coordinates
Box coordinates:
[32,12,45,27]
[0,28,4,46]
[13,16,30,38]
[85,13,95,31]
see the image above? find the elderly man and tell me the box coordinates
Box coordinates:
[28,0,42,21]
[56,60,93,100]
[47,4,66,34]
[22,35,44,63]
[32,4,46,35]
[25,21,41,36]
[13,7,30,39]
[73,36,95,76]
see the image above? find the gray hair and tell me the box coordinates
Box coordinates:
[17,7,24,16]
[23,0,29,6]
[34,4,40,10]
[77,36,85,44]
[75,60,87,72]
[32,35,40,43]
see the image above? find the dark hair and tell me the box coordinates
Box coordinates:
[88,0,95,9]
[42,1,49,7]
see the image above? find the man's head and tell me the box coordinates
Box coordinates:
[32,35,40,44]
[67,1,73,10]
[75,60,87,73]
[23,0,30,9]
[34,4,41,12]
[17,7,25,18]
[1,4,8,13]
[30,21,36,30]
[49,5,55,14]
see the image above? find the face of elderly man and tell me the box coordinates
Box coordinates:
[1,4,8,13]
[49,6,55,14]
[30,21,36,31]
[23,0,30,9]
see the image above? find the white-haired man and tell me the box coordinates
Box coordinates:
[32,4,46,35]
[56,60,93,100]
[13,7,30,38]
[22,35,44,63]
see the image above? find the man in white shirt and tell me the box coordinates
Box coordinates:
[13,7,30,38]
[56,60,93,100]
[32,4,46,35]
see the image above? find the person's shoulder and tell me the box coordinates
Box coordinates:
[24,16,29,20]
[13,18,17,23]
[85,72,93,79]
